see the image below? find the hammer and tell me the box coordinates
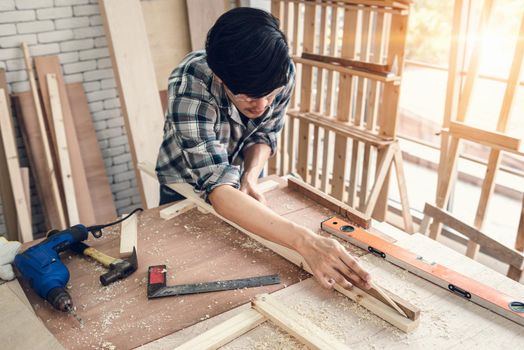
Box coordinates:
[71,242,138,286]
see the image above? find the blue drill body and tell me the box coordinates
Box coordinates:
[14,225,89,311]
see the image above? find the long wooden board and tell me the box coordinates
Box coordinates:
[13,92,65,230]
[185,0,226,51]
[34,55,96,226]
[0,69,19,241]
[66,83,116,223]
[46,74,80,225]
[322,216,524,327]
[0,90,32,242]
[100,0,164,209]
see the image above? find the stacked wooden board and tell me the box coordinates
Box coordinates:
[0,45,116,242]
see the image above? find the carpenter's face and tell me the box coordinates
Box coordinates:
[224,85,283,119]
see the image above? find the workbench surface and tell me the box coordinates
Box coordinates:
[11,177,524,349]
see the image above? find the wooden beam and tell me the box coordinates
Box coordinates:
[0,90,32,243]
[0,70,19,241]
[20,167,31,222]
[252,293,350,350]
[138,162,419,332]
[448,121,521,153]
[46,74,80,226]
[287,176,371,229]
[174,308,266,350]
[100,0,164,208]
[120,211,138,258]
[35,56,96,226]
[20,44,66,230]
[423,203,524,270]
[159,199,196,220]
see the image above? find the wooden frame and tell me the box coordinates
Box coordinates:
[139,161,420,333]
[270,0,413,233]
[428,2,524,275]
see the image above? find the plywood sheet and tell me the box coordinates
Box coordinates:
[34,55,96,226]
[185,0,227,51]
[100,0,164,209]
[141,0,192,91]
[66,83,116,223]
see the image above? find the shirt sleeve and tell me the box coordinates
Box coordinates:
[242,63,295,156]
[156,86,241,197]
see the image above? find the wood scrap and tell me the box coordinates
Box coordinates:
[252,293,350,350]
[120,212,138,258]
[257,180,280,193]
[0,89,33,243]
[174,308,266,350]
[46,73,80,225]
[0,69,19,241]
[138,162,420,333]
[34,55,96,226]
[20,44,66,230]
[160,199,196,220]
[66,83,116,223]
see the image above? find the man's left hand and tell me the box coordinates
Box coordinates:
[240,174,266,204]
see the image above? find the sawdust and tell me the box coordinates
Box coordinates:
[222,322,306,350]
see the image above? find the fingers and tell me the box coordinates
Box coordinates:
[339,252,372,289]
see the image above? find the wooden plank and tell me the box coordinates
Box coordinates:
[174,308,266,350]
[19,43,67,229]
[331,8,358,200]
[1,282,64,350]
[364,144,395,217]
[141,0,191,91]
[320,128,331,193]
[287,176,371,229]
[34,55,96,226]
[0,69,19,241]
[20,167,31,222]
[296,2,315,181]
[159,199,196,220]
[13,92,66,230]
[185,0,226,51]
[252,293,350,350]
[100,0,163,209]
[138,162,419,332]
[448,121,521,152]
[302,52,391,76]
[392,146,414,233]
[0,90,32,243]
[311,125,321,187]
[256,180,280,194]
[66,83,116,223]
[293,56,398,83]
[423,203,524,270]
[120,211,138,258]
[507,195,524,281]
[46,74,80,225]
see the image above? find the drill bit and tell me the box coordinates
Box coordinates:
[66,304,84,327]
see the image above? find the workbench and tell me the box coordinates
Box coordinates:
[6,176,524,349]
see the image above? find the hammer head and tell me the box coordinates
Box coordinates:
[100,247,138,286]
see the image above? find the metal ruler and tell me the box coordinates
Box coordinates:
[147,265,280,299]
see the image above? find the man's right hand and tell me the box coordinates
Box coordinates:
[295,231,372,290]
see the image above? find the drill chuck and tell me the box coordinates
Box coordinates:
[47,287,73,312]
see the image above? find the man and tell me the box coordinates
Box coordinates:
[156,7,371,290]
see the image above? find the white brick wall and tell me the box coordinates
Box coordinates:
[0,0,143,238]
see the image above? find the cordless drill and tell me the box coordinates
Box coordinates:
[14,209,142,320]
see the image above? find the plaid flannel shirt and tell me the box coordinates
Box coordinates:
[156,51,295,198]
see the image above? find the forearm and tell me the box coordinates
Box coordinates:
[242,143,271,182]
[209,184,312,251]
